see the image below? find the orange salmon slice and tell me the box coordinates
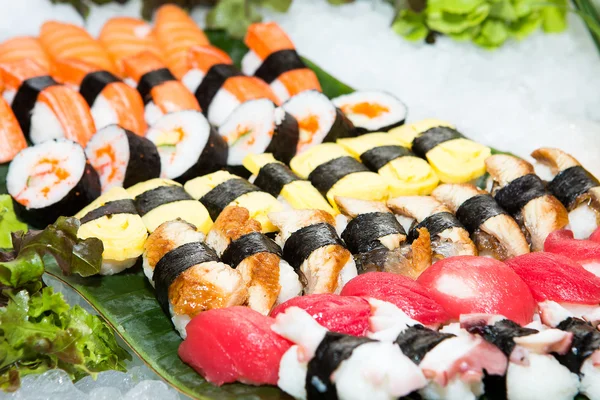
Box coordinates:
[223,76,279,105]
[0,96,26,163]
[103,82,147,136]
[40,21,117,75]
[187,45,233,74]
[0,37,51,73]
[245,22,295,60]
[154,4,210,79]
[0,59,50,90]
[277,69,322,98]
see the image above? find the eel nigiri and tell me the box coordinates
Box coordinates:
[143,219,248,337]
[269,209,357,294]
[486,154,569,251]
[388,195,477,259]
[336,196,432,278]
[432,183,530,259]
[206,206,301,314]
[0,96,26,163]
[532,147,600,239]
[0,36,51,72]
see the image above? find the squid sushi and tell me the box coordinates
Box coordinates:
[0,59,96,146]
[0,36,51,72]
[243,153,337,216]
[390,121,490,183]
[184,171,283,233]
[290,143,388,212]
[122,52,200,126]
[332,91,408,135]
[143,219,247,337]
[387,195,477,259]
[242,22,322,102]
[338,132,439,196]
[7,139,100,228]
[532,147,600,239]
[268,209,357,294]
[0,96,26,163]
[218,98,299,172]
[486,154,569,251]
[272,306,427,400]
[335,196,432,277]
[145,110,227,182]
[282,90,354,153]
[75,186,147,275]
[85,124,161,192]
[127,178,212,234]
[206,206,301,314]
[432,183,529,259]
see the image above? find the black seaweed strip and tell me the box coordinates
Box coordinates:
[254,162,302,197]
[455,195,508,234]
[11,75,59,136]
[555,317,600,373]
[548,166,599,209]
[253,49,306,83]
[136,68,176,104]
[322,108,356,143]
[265,110,300,165]
[133,185,193,216]
[407,212,464,243]
[122,130,162,188]
[394,325,455,365]
[308,156,369,195]
[221,232,282,268]
[79,70,120,107]
[283,223,345,270]
[79,199,138,224]
[359,145,412,171]
[494,174,547,215]
[467,319,538,357]
[199,179,261,221]
[194,64,242,112]
[341,212,406,254]
[412,127,464,159]
[173,126,229,184]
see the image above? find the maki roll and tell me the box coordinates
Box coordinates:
[127,178,212,234]
[432,184,529,260]
[7,139,100,229]
[0,59,96,146]
[218,99,299,173]
[388,195,477,259]
[338,132,439,196]
[184,45,280,127]
[243,153,337,216]
[206,206,302,314]
[532,147,600,239]
[389,120,490,183]
[85,124,161,192]
[0,96,26,163]
[184,171,283,233]
[332,90,408,135]
[143,219,247,337]
[269,209,357,294]
[282,90,355,153]
[273,306,427,400]
[75,187,147,275]
[486,154,569,251]
[145,110,228,183]
[290,143,389,212]
[336,196,432,277]
[242,22,322,102]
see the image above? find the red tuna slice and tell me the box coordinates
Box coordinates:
[506,252,600,305]
[178,306,291,386]
[590,227,600,243]
[545,230,600,275]
[417,256,536,325]
[270,294,370,336]
[340,272,451,326]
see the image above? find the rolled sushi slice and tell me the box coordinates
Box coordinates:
[7,139,100,229]
[0,58,96,146]
[338,132,439,196]
[242,22,322,102]
[268,209,357,294]
[243,153,337,216]
[75,187,147,275]
[432,183,529,259]
[185,171,283,234]
[335,196,433,278]
[85,124,161,192]
[388,195,477,259]
[146,219,248,337]
[127,178,212,234]
[332,91,408,135]
[218,98,299,171]
[462,315,579,400]
[272,306,427,400]
[206,206,301,314]
[0,96,26,163]
[282,90,355,153]
[486,155,569,251]
[290,143,389,212]
[145,110,227,183]
[532,147,600,239]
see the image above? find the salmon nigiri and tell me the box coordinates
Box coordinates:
[123,51,200,125]
[0,96,27,163]
[184,45,279,127]
[98,17,163,76]
[242,22,321,102]
[0,37,51,72]
[0,59,95,146]
[153,4,209,80]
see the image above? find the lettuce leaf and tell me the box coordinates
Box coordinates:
[0,196,27,250]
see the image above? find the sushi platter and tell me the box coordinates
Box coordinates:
[1,4,600,400]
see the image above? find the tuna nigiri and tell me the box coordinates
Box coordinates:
[544,229,600,276]
[0,96,26,163]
